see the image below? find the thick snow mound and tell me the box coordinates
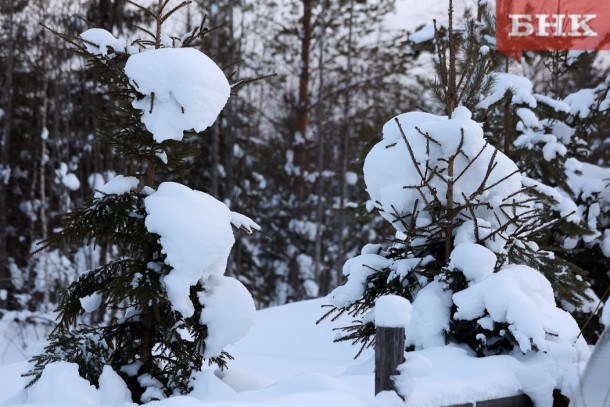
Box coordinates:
[449,243,496,283]
[364,107,524,253]
[144,182,234,318]
[405,281,452,349]
[125,47,230,143]
[0,298,593,407]
[198,275,256,358]
[453,264,590,359]
[98,365,131,405]
[27,362,101,405]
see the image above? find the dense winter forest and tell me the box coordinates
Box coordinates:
[0,0,422,310]
[1,0,610,405]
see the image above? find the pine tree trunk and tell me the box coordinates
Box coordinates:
[337,0,354,288]
[314,0,327,293]
[0,1,16,311]
[294,0,311,206]
[39,3,51,311]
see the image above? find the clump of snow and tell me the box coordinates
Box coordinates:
[55,162,81,191]
[138,373,165,402]
[516,108,539,128]
[80,28,127,57]
[27,361,101,405]
[453,264,589,359]
[410,24,435,44]
[329,254,392,308]
[394,354,433,399]
[345,171,358,186]
[214,367,274,392]
[189,370,236,400]
[125,48,230,143]
[98,365,131,405]
[144,182,235,318]
[564,88,598,119]
[198,275,256,358]
[230,211,261,233]
[79,292,102,313]
[449,243,496,283]
[361,243,381,255]
[405,281,452,349]
[534,95,570,113]
[375,295,412,328]
[93,175,139,198]
[364,106,523,253]
[477,72,537,110]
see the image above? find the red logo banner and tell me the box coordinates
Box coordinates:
[496,0,610,59]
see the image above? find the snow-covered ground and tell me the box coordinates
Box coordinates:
[0,298,589,407]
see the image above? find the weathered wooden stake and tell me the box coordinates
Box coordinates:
[375,326,405,395]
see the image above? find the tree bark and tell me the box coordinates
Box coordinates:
[0,0,16,311]
[337,0,354,288]
[293,0,312,207]
[288,0,312,301]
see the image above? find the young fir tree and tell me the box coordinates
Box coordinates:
[465,13,609,339]
[24,1,257,402]
[410,4,601,334]
[322,4,589,401]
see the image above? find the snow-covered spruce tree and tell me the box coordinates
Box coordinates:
[323,3,589,403]
[24,1,257,402]
[411,5,599,326]
[471,43,609,338]
[472,62,596,314]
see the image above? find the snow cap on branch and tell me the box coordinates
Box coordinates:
[80,29,127,57]
[125,47,231,143]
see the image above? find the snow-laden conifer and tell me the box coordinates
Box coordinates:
[323,3,590,403]
[24,1,256,402]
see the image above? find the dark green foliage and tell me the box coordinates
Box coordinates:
[25,327,110,387]
[26,192,231,400]
[428,18,496,114]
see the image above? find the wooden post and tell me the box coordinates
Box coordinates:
[375,326,406,395]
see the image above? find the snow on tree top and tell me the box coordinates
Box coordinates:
[125,47,230,143]
[365,106,523,252]
[144,182,235,318]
